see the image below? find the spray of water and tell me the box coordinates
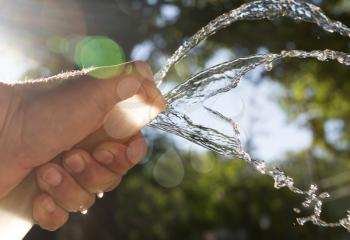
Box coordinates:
[154,0,350,86]
[150,0,350,231]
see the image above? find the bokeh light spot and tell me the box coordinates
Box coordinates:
[190,155,216,173]
[47,36,69,54]
[153,148,184,188]
[75,36,125,79]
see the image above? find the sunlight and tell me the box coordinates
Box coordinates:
[0,39,36,83]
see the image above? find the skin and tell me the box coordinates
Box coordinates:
[0,61,166,231]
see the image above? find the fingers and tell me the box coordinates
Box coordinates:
[62,149,122,193]
[18,61,165,169]
[92,132,147,175]
[34,132,147,231]
[59,132,146,196]
[33,193,68,231]
[36,163,95,212]
[127,133,148,164]
[103,67,167,140]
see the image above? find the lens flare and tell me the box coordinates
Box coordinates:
[75,36,125,79]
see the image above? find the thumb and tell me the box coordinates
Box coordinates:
[16,61,165,166]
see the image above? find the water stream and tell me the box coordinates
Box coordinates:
[149,0,350,231]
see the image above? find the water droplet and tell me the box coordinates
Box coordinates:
[297,218,307,226]
[281,50,288,55]
[325,27,335,33]
[97,192,104,199]
[319,192,330,199]
[252,159,266,174]
[80,208,88,215]
[337,57,345,64]
[302,201,311,208]
[317,53,327,61]
[265,62,273,71]
[293,208,301,214]
[308,184,318,193]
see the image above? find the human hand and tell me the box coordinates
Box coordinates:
[33,132,147,230]
[0,61,165,230]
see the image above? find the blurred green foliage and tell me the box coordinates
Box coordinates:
[16,0,350,239]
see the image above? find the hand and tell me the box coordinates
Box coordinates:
[0,61,165,227]
[33,132,147,230]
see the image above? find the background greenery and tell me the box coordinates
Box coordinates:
[9,0,350,239]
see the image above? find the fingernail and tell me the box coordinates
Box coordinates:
[127,138,146,164]
[42,167,63,187]
[134,61,153,81]
[64,154,85,174]
[93,150,114,165]
[43,196,56,213]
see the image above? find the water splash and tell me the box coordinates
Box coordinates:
[154,0,350,86]
[149,0,350,232]
[151,49,350,231]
